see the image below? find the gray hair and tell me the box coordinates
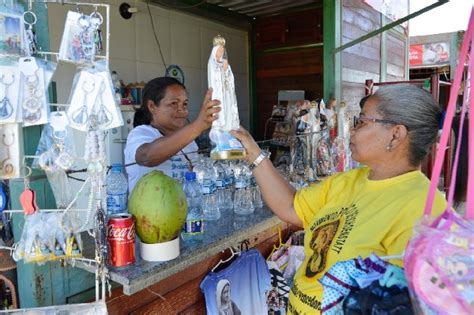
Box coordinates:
[373,84,441,166]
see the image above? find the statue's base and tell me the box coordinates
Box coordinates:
[210,148,247,160]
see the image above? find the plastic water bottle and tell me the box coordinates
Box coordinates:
[202,178,220,220]
[106,163,128,215]
[214,162,232,212]
[251,176,264,208]
[233,163,254,215]
[181,172,204,243]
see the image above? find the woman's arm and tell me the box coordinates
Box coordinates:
[136,88,220,167]
[231,128,303,227]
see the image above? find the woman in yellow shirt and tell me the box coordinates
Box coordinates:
[231,85,447,314]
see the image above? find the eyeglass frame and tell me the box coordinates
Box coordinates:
[352,115,407,129]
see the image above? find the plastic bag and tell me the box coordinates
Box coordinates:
[404,9,474,314]
[66,63,123,132]
[58,11,102,65]
[13,212,82,264]
[0,8,29,57]
[34,111,76,172]
[19,57,49,126]
[404,211,474,314]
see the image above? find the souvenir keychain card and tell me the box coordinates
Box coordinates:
[19,57,49,127]
[0,123,21,179]
[0,10,28,56]
[0,64,21,124]
[66,70,101,131]
[58,11,101,66]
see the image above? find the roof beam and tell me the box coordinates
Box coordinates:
[150,0,252,30]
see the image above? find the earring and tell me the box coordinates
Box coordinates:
[386,144,392,152]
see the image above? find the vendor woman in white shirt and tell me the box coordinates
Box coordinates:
[125,77,220,193]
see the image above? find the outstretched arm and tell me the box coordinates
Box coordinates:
[231,128,303,227]
[136,88,221,167]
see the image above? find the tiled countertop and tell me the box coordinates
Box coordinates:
[79,207,280,295]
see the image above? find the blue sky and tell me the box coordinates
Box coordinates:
[409,0,472,36]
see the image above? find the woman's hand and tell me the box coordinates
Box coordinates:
[192,88,221,133]
[230,127,261,164]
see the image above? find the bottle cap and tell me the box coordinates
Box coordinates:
[185,171,196,181]
[111,163,122,173]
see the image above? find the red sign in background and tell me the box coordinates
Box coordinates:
[410,45,424,65]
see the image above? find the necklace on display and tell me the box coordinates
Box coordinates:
[72,79,95,125]
[0,72,15,120]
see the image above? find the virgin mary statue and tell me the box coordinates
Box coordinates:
[208,35,246,160]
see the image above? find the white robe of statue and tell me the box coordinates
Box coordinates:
[208,45,240,132]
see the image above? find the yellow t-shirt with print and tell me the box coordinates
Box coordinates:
[287,167,446,315]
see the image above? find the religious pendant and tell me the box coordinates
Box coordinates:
[25,24,38,55]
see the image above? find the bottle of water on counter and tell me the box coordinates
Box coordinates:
[202,178,220,220]
[214,161,232,212]
[251,175,264,208]
[233,163,254,215]
[182,171,204,242]
[106,163,128,215]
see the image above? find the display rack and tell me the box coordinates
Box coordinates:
[1,0,113,311]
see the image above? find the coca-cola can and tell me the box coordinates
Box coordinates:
[107,213,136,267]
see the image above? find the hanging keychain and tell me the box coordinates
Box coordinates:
[95,29,103,54]
[90,8,103,54]
[72,78,96,126]
[23,10,38,56]
[94,81,112,129]
[0,130,15,178]
[19,167,39,215]
[0,72,15,121]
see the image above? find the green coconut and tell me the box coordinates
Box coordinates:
[128,171,187,244]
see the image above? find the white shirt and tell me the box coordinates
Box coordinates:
[124,125,198,193]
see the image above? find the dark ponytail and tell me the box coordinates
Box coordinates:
[133,77,186,127]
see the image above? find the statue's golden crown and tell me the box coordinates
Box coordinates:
[213,35,226,47]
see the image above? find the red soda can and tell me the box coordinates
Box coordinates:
[107,213,136,267]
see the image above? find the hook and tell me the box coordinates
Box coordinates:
[76,3,82,14]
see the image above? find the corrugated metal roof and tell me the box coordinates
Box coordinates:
[205,0,321,17]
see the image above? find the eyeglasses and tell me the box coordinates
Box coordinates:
[353,116,400,129]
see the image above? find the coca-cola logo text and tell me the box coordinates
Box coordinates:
[108,223,136,242]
